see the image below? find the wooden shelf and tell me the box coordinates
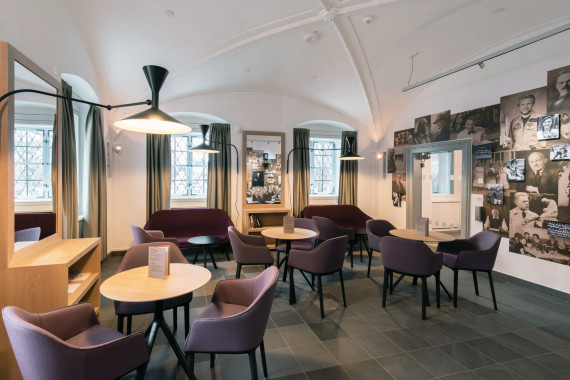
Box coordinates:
[68,273,100,305]
[243,208,290,246]
[10,238,100,267]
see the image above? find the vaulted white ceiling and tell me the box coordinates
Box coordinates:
[62,0,570,137]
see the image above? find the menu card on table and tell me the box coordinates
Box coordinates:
[415,217,429,236]
[283,216,294,233]
[148,246,170,279]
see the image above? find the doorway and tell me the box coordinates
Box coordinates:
[406,139,472,238]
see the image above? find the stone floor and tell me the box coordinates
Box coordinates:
[99,246,570,380]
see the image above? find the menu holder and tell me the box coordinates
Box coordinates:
[283,216,294,233]
[415,217,429,236]
[148,246,170,279]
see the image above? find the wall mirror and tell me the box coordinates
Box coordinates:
[10,48,60,252]
[242,131,285,207]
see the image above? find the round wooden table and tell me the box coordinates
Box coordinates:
[262,227,316,281]
[389,228,455,242]
[101,263,211,377]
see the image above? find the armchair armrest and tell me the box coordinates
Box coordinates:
[146,230,165,238]
[211,278,255,306]
[455,249,497,271]
[38,303,99,341]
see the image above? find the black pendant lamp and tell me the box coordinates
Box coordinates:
[114,65,191,134]
[339,135,364,160]
[189,124,220,153]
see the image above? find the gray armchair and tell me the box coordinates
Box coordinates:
[14,227,41,242]
[366,219,395,277]
[131,224,179,246]
[228,226,274,278]
[2,303,149,380]
[312,216,356,267]
[184,266,279,380]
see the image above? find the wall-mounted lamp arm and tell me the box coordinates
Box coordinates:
[286,147,342,174]
[208,139,240,173]
[0,88,151,110]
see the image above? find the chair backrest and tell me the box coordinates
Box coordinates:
[312,216,353,241]
[14,227,41,242]
[469,231,501,252]
[131,224,155,244]
[228,226,268,262]
[366,219,395,237]
[294,218,319,245]
[379,236,442,276]
[465,231,501,270]
[291,236,348,274]
[116,242,188,274]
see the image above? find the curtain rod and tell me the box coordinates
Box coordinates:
[402,21,570,92]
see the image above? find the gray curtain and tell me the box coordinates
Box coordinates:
[84,106,107,258]
[338,131,358,205]
[61,80,78,238]
[147,134,171,220]
[51,115,57,211]
[207,123,231,214]
[292,128,310,217]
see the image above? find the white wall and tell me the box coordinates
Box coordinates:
[376,32,570,293]
[106,91,377,251]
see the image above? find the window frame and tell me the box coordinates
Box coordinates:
[170,132,209,199]
[308,136,341,198]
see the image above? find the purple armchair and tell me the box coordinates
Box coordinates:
[114,242,193,336]
[288,236,348,318]
[275,218,319,269]
[229,226,274,279]
[379,237,443,320]
[436,231,501,310]
[366,219,396,277]
[312,216,356,267]
[131,224,179,246]
[184,266,279,380]
[14,227,41,242]
[2,303,149,380]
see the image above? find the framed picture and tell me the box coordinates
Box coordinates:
[550,144,570,161]
[487,184,503,205]
[473,145,492,160]
[547,221,570,238]
[537,114,560,141]
[506,159,525,181]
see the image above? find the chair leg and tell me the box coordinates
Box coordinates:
[488,271,498,310]
[117,315,124,333]
[382,269,389,308]
[289,267,296,305]
[367,248,373,278]
[435,271,441,308]
[339,270,347,308]
[453,269,459,308]
[184,303,190,337]
[472,270,479,296]
[127,315,132,335]
[236,263,242,279]
[223,244,230,261]
[317,275,324,319]
[248,349,259,380]
[210,353,215,368]
[421,277,427,320]
[188,353,195,379]
[260,339,268,378]
[172,307,177,331]
[135,363,147,380]
[348,240,355,268]
[312,274,315,287]
[389,271,394,295]
[359,235,364,262]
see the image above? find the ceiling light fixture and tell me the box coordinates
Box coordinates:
[478,62,485,69]
[114,66,191,134]
[303,31,320,43]
[189,124,220,154]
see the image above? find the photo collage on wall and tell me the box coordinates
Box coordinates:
[245,148,282,204]
[389,63,570,264]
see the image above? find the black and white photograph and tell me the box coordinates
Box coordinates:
[487,184,504,205]
[472,159,508,193]
[474,145,492,160]
[392,173,406,202]
[387,148,396,173]
[252,170,264,187]
[393,145,406,173]
[483,205,509,237]
[451,105,500,144]
[551,144,570,161]
[506,158,525,181]
[515,149,558,196]
[413,115,431,144]
[394,128,414,146]
[499,87,547,151]
[548,221,570,238]
[429,110,451,142]
[392,192,402,207]
[547,65,570,115]
[537,114,560,140]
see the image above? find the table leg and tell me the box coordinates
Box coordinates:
[206,245,218,269]
[282,240,291,282]
[148,301,190,376]
[439,280,453,299]
[192,246,202,265]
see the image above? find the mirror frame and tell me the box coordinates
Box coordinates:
[242,131,285,209]
[0,42,62,267]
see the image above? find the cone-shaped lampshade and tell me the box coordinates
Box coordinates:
[339,135,364,160]
[114,65,191,134]
[189,124,220,153]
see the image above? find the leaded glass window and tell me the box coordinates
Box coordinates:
[14,126,53,199]
[309,138,340,196]
[171,134,208,197]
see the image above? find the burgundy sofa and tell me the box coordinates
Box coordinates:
[144,208,234,248]
[302,205,372,230]
[15,212,56,240]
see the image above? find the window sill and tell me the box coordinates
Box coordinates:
[309,195,338,199]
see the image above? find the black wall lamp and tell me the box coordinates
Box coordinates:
[1,65,191,135]
[189,124,240,173]
[285,135,364,173]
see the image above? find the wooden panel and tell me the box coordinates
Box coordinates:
[10,238,99,267]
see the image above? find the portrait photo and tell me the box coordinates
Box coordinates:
[252,170,264,187]
[429,110,451,142]
[547,65,570,115]
[499,87,547,151]
[392,173,406,202]
[392,192,402,207]
[483,204,509,237]
[551,144,570,161]
[452,105,500,145]
[394,128,414,146]
[515,149,558,196]
[487,184,504,205]
[506,158,525,182]
[537,114,560,141]
[393,145,406,173]
[413,115,431,145]
[387,148,396,173]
